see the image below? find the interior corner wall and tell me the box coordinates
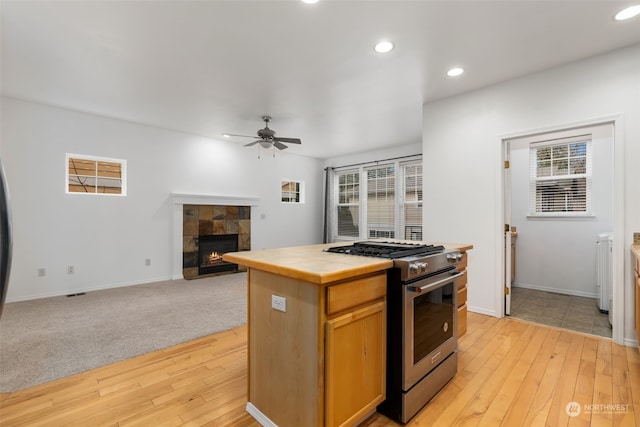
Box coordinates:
[0,97,324,301]
[422,43,640,343]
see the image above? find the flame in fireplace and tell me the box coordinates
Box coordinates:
[206,251,223,265]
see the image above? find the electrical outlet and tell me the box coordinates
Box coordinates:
[67,265,74,274]
[271,295,286,312]
[37,268,46,277]
[145,258,151,266]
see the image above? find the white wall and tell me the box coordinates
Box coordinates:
[509,124,614,297]
[422,44,640,344]
[1,97,324,301]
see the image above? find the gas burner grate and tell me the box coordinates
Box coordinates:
[325,241,445,259]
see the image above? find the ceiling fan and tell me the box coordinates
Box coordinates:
[224,116,302,155]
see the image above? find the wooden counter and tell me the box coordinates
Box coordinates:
[223,241,472,427]
[223,243,392,285]
[223,242,472,285]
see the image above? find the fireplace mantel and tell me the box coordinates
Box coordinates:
[172,193,259,279]
[171,193,260,206]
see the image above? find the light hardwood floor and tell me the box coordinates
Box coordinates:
[1,313,639,426]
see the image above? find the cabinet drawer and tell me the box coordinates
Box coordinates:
[457,285,467,308]
[327,274,386,316]
[457,304,467,338]
[458,269,467,289]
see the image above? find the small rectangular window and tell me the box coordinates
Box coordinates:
[67,154,126,195]
[281,180,304,203]
[529,135,591,216]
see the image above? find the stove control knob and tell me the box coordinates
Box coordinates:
[447,253,462,262]
[409,264,419,274]
[418,262,427,272]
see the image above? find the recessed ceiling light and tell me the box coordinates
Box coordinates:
[614,5,640,20]
[222,134,230,138]
[301,0,319,4]
[447,67,464,77]
[374,40,394,54]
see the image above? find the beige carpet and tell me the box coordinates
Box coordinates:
[0,273,247,392]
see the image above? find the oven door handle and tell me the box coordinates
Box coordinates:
[407,271,464,293]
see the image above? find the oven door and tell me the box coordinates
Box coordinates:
[402,269,462,390]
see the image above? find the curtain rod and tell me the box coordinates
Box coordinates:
[323,153,421,171]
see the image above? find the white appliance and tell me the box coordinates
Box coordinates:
[596,233,613,321]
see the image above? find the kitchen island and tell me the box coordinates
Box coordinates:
[223,242,472,427]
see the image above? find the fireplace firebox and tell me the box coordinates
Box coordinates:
[198,234,238,275]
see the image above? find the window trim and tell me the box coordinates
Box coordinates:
[66,153,127,196]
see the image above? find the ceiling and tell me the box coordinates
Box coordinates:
[2,1,639,159]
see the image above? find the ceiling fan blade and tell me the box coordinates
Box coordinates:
[274,137,301,144]
[244,140,260,147]
[224,133,257,139]
[273,141,288,150]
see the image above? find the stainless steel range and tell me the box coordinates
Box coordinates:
[325,241,464,423]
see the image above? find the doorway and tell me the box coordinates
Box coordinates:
[503,122,614,339]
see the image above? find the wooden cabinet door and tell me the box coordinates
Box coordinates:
[325,301,386,427]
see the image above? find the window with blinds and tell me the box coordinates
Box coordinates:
[366,165,395,239]
[529,135,591,215]
[337,170,360,238]
[333,156,422,241]
[67,154,126,195]
[400,161,423,240]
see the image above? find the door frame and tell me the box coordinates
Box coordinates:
[504,142,512,316]
[497,114,625,345]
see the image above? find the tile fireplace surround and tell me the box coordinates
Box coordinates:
[172,194,259,280]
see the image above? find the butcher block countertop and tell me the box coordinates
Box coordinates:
[223,241,473,285]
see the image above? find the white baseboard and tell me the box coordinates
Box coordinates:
[512,282,597,299]
[5,276,173,303]
[246,402,278,427]
[468,306,496,317]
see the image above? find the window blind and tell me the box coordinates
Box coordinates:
[400,161,423,240]
[366,164,395,238]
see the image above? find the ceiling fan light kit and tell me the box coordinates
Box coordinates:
[224,116,302,158]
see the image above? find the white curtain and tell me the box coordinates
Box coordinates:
[323,167,336,243]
